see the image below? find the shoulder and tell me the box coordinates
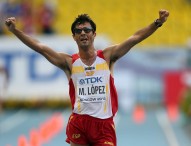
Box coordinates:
[58,53,73,79]
[56,52,72,68]
[102,45,118,61]
[59,52,72,60]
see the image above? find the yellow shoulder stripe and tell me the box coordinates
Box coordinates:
[96,63,109,71]
[72,66,84,74]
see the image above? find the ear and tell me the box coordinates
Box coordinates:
[72,34,77,41]
[93,32,96,38]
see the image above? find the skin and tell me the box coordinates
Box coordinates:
[5,9,169,146]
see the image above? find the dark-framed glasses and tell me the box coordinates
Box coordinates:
[74,27,93,34]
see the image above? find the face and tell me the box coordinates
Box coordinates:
[73,22,96,49]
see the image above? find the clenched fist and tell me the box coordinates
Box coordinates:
[158,9,169,23]
[5,17,16,32]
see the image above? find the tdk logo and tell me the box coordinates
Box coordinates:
[79,77,103,85]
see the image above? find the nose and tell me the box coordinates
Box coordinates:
[81,30,86,34]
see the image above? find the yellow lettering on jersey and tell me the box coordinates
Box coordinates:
[85,71,95,76]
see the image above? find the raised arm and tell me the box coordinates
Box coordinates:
[103,9,169,67]
[5,17,72,79]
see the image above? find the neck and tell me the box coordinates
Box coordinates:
[78,47,97,66]
[78,46,96,59]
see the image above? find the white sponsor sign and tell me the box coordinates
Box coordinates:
[0,35,111,100]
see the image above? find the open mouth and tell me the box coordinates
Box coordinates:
[80,38,88,42]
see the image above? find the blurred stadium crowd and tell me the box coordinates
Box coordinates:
[0,0,191,46]
[0,0,56,35]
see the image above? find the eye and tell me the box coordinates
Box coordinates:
[83,28,92,33]
[74,27,93,34]
[74,29,82,34]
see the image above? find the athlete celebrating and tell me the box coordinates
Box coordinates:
[5,9,169,146]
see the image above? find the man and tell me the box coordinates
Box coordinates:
[5,9,169,146]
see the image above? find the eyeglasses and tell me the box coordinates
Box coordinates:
[74,27,93,34]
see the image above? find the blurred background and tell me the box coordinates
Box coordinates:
[0,0,191,146]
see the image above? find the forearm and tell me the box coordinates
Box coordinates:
[109,20,162,61]
[133,21,159,43]
[133,9,169,43]
[108,10,169,63]
[11,28,42,52]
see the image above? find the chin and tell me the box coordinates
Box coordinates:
[80,45,89,50]
[80,43,89,47]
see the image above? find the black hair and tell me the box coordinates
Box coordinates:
[71,14,96,34]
